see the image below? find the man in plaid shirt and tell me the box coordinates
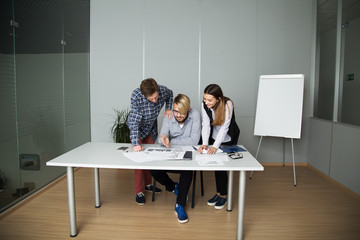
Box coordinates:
[127,78,173,205]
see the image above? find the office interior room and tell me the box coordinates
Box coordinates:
[1,0,360,238]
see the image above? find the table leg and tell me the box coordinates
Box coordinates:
[67,166,78,237]
[237,171,246,240]
[227,170,233,211]
[94,168,101,208]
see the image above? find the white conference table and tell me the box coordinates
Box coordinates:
[46,142,263,240]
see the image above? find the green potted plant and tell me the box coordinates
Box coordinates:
[111,108,131,143]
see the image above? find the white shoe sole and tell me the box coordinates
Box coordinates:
[178,218,189,223]
[214,202,227,209]
[175,211,189,223]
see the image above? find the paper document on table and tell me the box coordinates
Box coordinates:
[179,146,196,151]
[193,145,223,154]
[124,149,186,163]
[147,151,186,160]
[145,147,174,153]
[145,146,194,152]
[123,152,152,163]
[145,147,186,159]
[195,154,228,166]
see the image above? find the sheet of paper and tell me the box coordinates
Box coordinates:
[146,151,185,160]
[123,152,153,163]
[124,149,186,163]
[193,145,223,154]
[195,154,228,166]
[145,147,174,153]
[179,146,196,151]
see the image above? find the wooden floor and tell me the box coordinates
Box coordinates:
[0,166,359,240]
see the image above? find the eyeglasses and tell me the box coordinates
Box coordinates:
[173,110,186,116]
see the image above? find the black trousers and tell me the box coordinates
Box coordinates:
[150,170,193,207]
[215,171,228,195]
[209,137,230,195]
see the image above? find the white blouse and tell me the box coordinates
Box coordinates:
[201,100,233,149]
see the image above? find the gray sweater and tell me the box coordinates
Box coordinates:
[158,108,201,146]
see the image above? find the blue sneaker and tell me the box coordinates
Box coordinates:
[214,196,227,209]
[175,204,188,223]
[207,194,220,206]
[173,182,179,196]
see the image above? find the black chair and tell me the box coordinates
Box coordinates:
[152,170,204,208]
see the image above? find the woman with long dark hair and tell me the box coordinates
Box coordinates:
[198,84,240,209]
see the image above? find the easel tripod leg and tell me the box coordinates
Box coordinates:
[291,138,297,186]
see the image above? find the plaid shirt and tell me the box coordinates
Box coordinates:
[127,85,173,146]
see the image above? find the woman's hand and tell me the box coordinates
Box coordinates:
[207,147,217,154]
[160,134,170,148]
[197,145,207,153]
[133,145,144,152]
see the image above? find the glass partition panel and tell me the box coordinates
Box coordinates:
[63,0,90,150]
[14,0,66,204]
[316,0,338,120]
[341,0,360,126]
[0,0,19,209]
[0,0,90,212]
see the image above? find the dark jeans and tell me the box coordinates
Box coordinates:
[150,170,193,207]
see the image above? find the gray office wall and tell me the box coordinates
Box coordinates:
[308,118,360,195]
[90,0,314,163]
[307,118,333,175]
[330,123,360,195]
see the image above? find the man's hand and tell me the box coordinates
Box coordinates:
[133,145,144,152]
[163,109,173,119]
[160,134,170,148]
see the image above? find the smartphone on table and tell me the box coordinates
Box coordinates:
[227,152,243,159]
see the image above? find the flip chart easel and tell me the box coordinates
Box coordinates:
[251,74,304,186]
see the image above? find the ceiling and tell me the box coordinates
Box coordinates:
[0,0,89,54]
[1,0,359,54]
[318,0,360,33]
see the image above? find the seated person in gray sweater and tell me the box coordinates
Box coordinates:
[151,93,201,223]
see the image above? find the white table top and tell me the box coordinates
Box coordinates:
[46,142,263,172]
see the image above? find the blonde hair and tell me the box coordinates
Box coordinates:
[174,94,190,115]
